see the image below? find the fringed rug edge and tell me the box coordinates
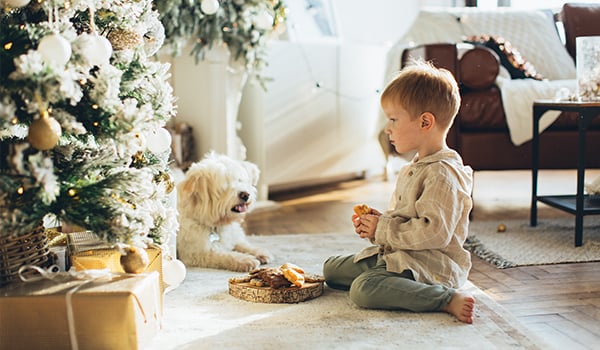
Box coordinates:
[464,236,515,269]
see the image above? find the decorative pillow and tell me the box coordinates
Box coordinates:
[464,34,544,80]
[458,44,499,90]
[456,9,575,80]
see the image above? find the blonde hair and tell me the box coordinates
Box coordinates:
[381,60,461,129]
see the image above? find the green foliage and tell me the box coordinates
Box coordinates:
[157,0,286,86]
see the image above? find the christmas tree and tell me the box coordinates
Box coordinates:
[0,0,177,247]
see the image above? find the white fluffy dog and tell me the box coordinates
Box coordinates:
[176,152,272,272]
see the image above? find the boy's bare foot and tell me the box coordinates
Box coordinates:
[443,292,475,324]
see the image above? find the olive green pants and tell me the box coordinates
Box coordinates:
[323,254,454,312]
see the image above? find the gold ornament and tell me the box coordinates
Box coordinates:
[120,246,149,274]
[107,29,143,51]
[156,171,175,194]
[28,111,62,150]
[497,223,507,233]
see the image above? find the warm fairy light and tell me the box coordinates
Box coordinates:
[3,42,13,50]
[93,121,99,126]
[67,188,77,197]
[79,79,86,85]
[91,104,99,109]
[11,117,18,124]
[17,186,24,195]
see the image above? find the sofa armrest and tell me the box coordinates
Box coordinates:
[561,3,600,61]
[401,43,500,90]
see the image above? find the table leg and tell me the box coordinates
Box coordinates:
[530,107,542,227]
[575,114,588,247]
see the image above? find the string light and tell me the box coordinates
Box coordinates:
[17,186,24,195]
[3,42,13,50]
[287,20,382,101]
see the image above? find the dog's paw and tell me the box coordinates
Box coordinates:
[233,256,262,272]
[255,253,273,265]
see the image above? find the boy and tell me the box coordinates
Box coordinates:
[323,60,475,323]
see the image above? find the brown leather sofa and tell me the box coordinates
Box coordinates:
[384,3,600,170]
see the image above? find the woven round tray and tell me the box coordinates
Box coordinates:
[0,225,51,285]
[229,280,324,304]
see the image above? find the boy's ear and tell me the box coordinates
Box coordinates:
[420,112,435,130]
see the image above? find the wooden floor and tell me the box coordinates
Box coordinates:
[244,175,600,350]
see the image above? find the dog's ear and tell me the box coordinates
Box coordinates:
[180,175,198,194]
[242,161,260,186]
[178,173,209,209]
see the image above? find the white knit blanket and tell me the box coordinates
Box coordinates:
[495,78,576,146]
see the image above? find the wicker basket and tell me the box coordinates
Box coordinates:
[0,225,51,286]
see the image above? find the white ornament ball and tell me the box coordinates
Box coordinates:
[163,258,186,287]
[201,0,219,15]
[254,11,274,31]
[6,0,31,8]
[146,127,172,154]
[77,33,113,67]
[97,36,113,60]
[38,34,72,66]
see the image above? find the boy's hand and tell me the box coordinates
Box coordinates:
[352,214,361,228]
[356,214,378,240]
[352,207,381,240]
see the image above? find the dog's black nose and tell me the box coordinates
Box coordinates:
[239,191,250,202]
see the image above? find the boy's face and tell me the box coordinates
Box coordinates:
[382,100,422,154]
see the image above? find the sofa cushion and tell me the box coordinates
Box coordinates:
[458,88,507,131]
[464,35,543,81]
[561,3,600,62]
[402,43,458,77]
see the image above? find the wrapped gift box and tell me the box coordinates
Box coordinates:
[0,271,161,350]
[67,232,165,294]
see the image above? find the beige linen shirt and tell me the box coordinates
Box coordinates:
[354,148,473,288]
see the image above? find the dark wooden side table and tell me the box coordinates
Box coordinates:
[530,100,600,247]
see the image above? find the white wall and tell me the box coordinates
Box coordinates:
[238,0,421,191]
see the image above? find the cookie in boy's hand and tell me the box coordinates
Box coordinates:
[353,204,371,216]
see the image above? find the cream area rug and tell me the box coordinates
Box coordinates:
[150,233,549,350]
[465,216,600,269]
